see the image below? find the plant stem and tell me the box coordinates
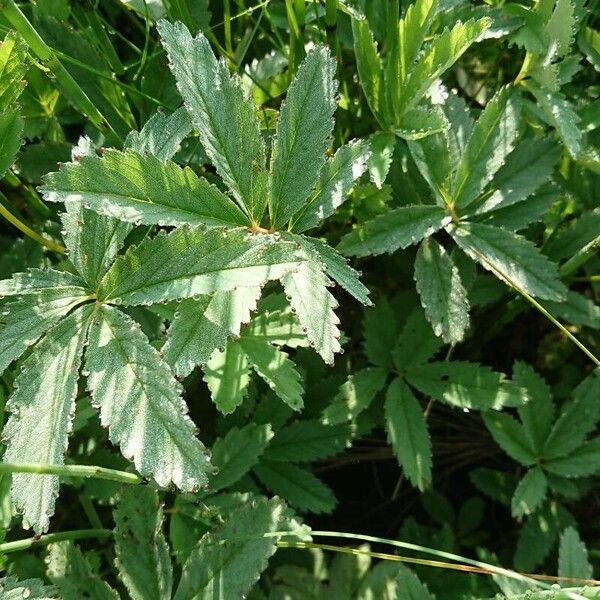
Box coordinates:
[0,462,142,485]
[0,197,65,254]
[0,529,111,554]
[560,235,600,276]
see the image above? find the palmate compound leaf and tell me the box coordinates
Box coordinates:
[238,335,304,410]
[84,304,215,491]
[397,17,490,117]
[46,541,119,600]
[208,423,274,492]
[270,45,338,229]
[483,411,536,466]
[281,258,341,365]
[541,373,600,460]
[2,304,93,534]
[0,576,56,600]
[174,497,287,600]
[467,137,561,216]
[405,361,528,410]
[450,222,567,301]
[338,205,451,258]
[124,106,193,162]
[321,367,388,425]
[0,108,23,180]
[253,461,336,514]
[450,87,521,210]
[0,268,88,297]
[524,81,582,158]
[40,149,249,228]
[289,139,371,233]
[414,238,469,344]
[394,568,435,600]
[558,526,593,581]
[0,31,30,111]
[351,16,384,121]
[96,227,305,306]
[511,467,547,518]
[113,487,172,600]
[0,288,90,374]
[157,19,268,221]
[163,287,262,378]
[264,419,352,463]
[60,203,131,290]
[296,234,372,306]
[385,378,432,491]
[203,339,251,415]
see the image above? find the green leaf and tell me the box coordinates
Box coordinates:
[47,542,119,600]
[544,439,600,477]
[469,138,560,215]
[124,106,193,161]
[394,568,435,600]
[399,18,490,115]
[158,20,267,221]
[414,238,469,344]
[367,131,396,189]
[281,260,341,364]
[397,0,438,87]
[392,307,443,370]
[450,222,567,301]
[363,297,401,369]
[298,235,371,305]
[351,17,384,123]
[545,0,576,59]
[163,287,261,377]
[239,335,304,410]
[0,576,56,600]
[2,305,92,533]
[558,526,593,581]
[0,32,30,110]
[0,289,88,374]
[208,424,274,492]
[511,467,547,518]
[483,411,536,466]
[406,361,528,410]
[85,305,214,491]
[97,227,303,305]
[61,203,131,289]
[246,296,309,348]
[338,206,451,257]
[203,339,251,415]
[254,461,336,514]
[395,106,446,140]
[407,130,454,202]
[385,378,432,491]
[543,291,600,330]
[41,149,248,228]
[542,374,600,460]
[322,367,388,425]
[357,562,404,600]
[270,46,337,228]
[290,140,371,233]
[0,268,88,297]
[452,87,521,209]
[0,108,23,180]
[264,420,351,462]
[113,487,172,600]
[513,362,554,454]
[525,81,582,157]
[514,502,572,571]
[174,497,286,600]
